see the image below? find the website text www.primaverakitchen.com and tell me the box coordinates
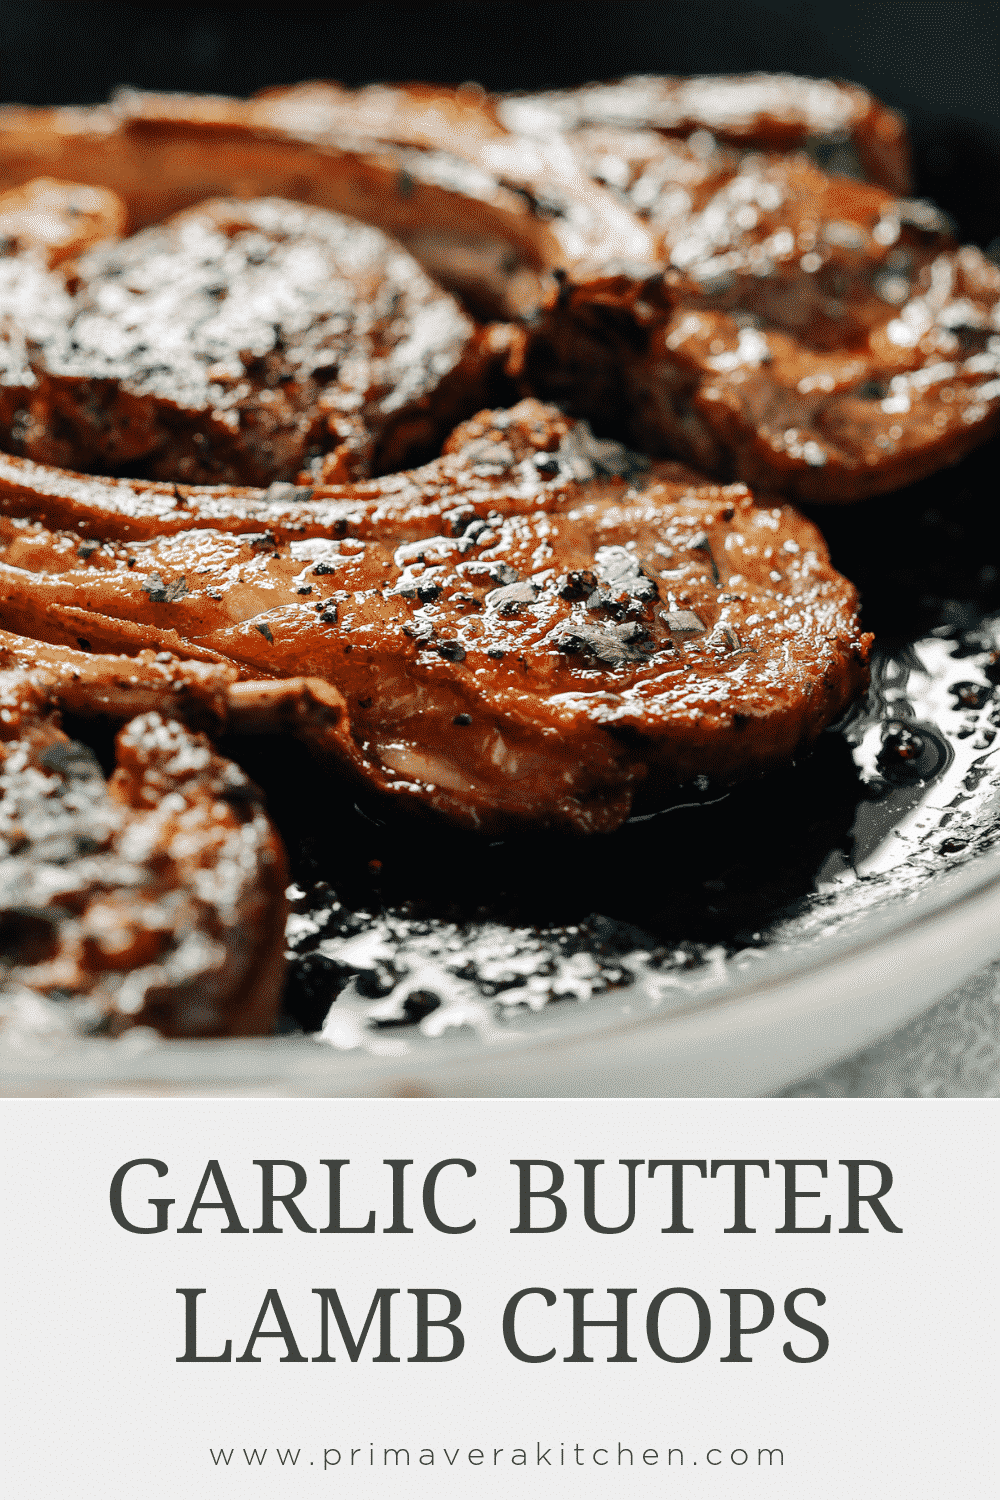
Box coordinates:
[209,1443,785,1470]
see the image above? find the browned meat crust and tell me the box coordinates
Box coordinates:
[523,160,1000,501]
[0,628,352,756]
[0,667,287,1036]
[0,75,919,1037]
[499,73,911,193]
[1,195,502,487]
[0,74,901,322]
[0,631,358,1034]
[0,402,872,834]
[0,84,649,321]
[1,79,994,504]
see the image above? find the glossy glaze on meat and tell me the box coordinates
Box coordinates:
[0,74,905,322]
[0,657,288,1035]
[0,80,989,503]
[0,402,871,833]
[0,180,126,454]
[499,73,911,192]
[0,83,647,321]
[0,628,359,1034]
[1,195,500,486]
[524,160,1000,500]
[0,73,920,1038]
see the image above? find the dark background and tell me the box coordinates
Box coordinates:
[1,1,998,241]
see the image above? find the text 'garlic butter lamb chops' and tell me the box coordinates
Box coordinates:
[0,193,504,488]
[0,629,350,1036]
[0,402,871,835]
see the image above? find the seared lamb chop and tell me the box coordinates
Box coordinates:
[492,88,999,501]
[0,402,871,834]
[0,83,655,321]
[0,74,906,325]
[0,179,127,458]
[0,630,352,1035]
[2,195,500,487]
[522,156,1000,501]
[499,73,911,193]
[0,665,281,1036]
[1,81,985,502]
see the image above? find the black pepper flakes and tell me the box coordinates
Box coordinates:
[558,569,598,601]
[453,713,472,726]
[442,505,475,537]
[265,481,295,504]
[487,562,521,586]
[255,622,274,643]
[435,640,467,663]
[77,539,100,559]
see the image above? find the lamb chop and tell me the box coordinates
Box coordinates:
[0,82,655,321]
[1,194,503,487]
[522,154,1000,500]
[4,79,987,503]
[0,629,350,1037]
[0,74,907,326]
[493,85,999,500]
[0,401,871,834]
[498,72,911,192]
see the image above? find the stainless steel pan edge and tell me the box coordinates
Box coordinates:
[4,840,1000,1098]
